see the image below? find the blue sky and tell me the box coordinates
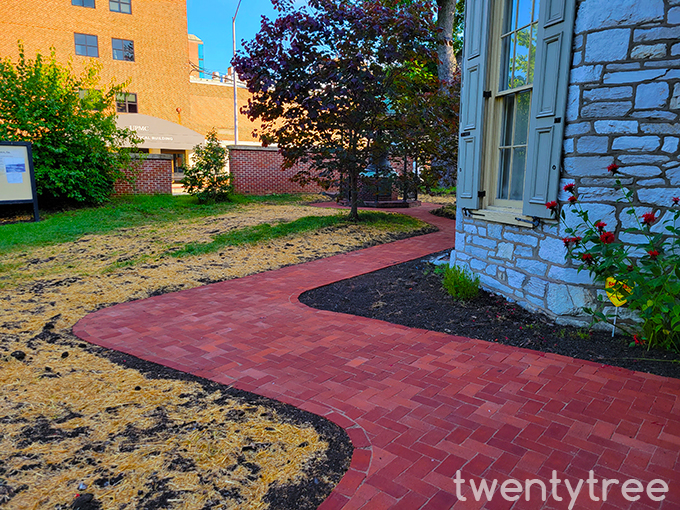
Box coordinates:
[187,0,278,76]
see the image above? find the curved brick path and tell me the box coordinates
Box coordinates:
[74,204,680,509]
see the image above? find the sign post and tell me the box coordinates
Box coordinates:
[0,141,40,222]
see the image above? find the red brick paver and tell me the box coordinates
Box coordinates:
[74,204,680,509]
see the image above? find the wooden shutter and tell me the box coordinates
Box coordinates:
[457,0,491,210]
[522,0,576,218]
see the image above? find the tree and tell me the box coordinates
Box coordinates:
[0,44,140,205]
[435,0,465,84]
[181,130,232,203]
[233,0,436,220]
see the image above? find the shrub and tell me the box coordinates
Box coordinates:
[181,130,232,203]
[441,264,480,300]
[0,44,140,205]
[552,166,680,352]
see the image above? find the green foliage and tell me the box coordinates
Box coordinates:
[0,44,140,205]
[0,194,305,254]
[557,170,680,352]
[181,130,232,203]
[170,211,425,258]
[441,264,479,300]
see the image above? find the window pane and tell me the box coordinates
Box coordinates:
[517,0,532,28]
[510,148,526,201]
[110,0,119,11]
[527,24,537,85]
[122,3,131,13]
[497,148,512,200]
[513,27,531,87]
[502,0,517,34]
[75,34,86,45]
[513,90,531,145]
[127,103,138,113]
[501,96,515,146]
[500,34,514,91]
[85,0,95,6]
[533,0,540,22]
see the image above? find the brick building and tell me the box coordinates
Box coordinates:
[0,0,260,174]
[454,0,680,324]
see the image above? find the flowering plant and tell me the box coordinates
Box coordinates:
[550,166,680,352]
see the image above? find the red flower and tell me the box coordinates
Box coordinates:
[571,236,582,246]
[634,334,641,346]
[581,253,594,264]
[594,221,607,232]
[600,231,615,244]
[563,183,575,193]
[563,237,571,247]
[641,212,657,225]
[546,201,558,210]
[673,197,679,205]
[568,195,577,204]
[648,250,659,260]
[607,163,619,174]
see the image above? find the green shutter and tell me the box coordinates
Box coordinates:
[457,0,491,210]
[522,0,576,218]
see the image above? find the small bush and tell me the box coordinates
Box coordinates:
[441,265,479,300]
[181,130,232,203]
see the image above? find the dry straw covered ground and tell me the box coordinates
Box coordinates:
[0,199,431,510]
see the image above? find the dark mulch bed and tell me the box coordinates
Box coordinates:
[300,251,680,380]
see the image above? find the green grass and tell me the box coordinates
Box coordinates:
[170,211,425,258]
[0,194,304,254]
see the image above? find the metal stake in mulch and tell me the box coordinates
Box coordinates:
[605,277,632,337]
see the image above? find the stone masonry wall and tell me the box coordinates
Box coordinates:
[453,0,679,325]
[113,155,173,196]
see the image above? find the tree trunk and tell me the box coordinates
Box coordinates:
[436,0,457,86]
[349,169,359,222]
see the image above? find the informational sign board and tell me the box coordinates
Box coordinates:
[0,141,40,221]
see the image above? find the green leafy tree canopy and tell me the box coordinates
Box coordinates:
[181,129,232,203]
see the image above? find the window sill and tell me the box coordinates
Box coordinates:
[466,208,546,228]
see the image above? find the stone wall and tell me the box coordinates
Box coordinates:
[113,154,173,196]
[453,0,679,325]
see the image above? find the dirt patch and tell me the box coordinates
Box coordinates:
[0,202,431,509]
[300,251,680,380]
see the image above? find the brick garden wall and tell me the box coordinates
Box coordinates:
[453,0,680,325]
[229,146,326,194]
[113,154,173,195]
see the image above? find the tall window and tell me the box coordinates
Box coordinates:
[72,0,95,7]
[110,0,131,13]
[74,34,99,58]
[116,93,138,113]
[112,39,135,61]
[488,0,538,206]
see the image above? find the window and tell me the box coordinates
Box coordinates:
[74,33,99,58]
[488,0,539,207]
[72,0,95,7]
[112,39,135,61]
[457,0,576,220]
[116,93,138,113]
[109,0,131,13]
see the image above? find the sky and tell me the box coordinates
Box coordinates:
[186,0,279,76]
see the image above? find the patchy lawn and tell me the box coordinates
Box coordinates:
[0,198,434,510]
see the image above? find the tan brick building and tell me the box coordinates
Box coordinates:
[0,0,259,172]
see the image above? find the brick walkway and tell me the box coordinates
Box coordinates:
[74,204,680,510]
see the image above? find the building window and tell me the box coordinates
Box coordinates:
[72,0,95,7]
[110,0,131,13]
[457,0,575,219]
[112,39,135,61]
[483,0,538,206]
[116,93,138,113]
[74,33,99,58]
